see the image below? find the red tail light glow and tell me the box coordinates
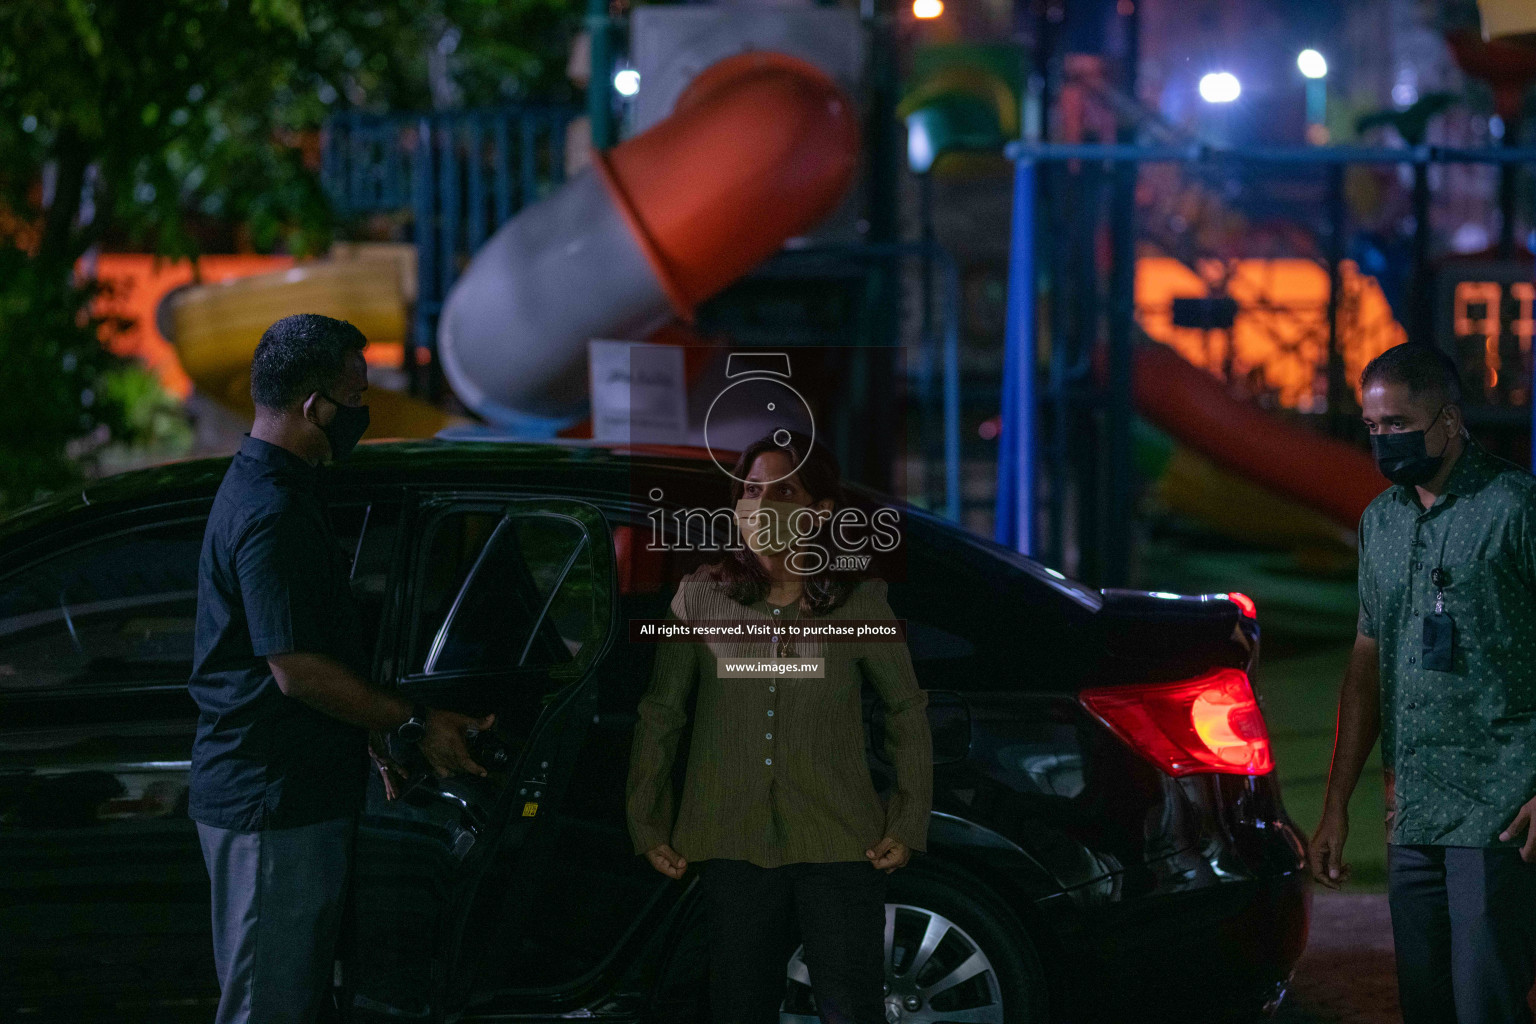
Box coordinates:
[1224,591,1257,618]
[1079,668,1274,776]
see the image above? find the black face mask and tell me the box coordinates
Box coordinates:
[1370,405,1448,486]
[318,392,370,462]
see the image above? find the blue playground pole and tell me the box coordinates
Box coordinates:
[996,158,1037,555]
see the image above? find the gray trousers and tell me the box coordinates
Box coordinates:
[196,817,355,1024]
[1388,844,1536,1024]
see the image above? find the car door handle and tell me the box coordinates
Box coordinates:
[466,729,512,770]
[431,787,488,833]
[401,776,488,831]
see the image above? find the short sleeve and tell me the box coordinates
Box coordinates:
[235,509,338,657]
[1357,513,1377,640]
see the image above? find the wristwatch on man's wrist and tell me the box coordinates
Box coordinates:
[396,702,430,743]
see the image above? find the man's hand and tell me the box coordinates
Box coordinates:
[866,837,911,873]
[368,731,410,800]
[1499,796,1536,861]
[646,844,688,880]
[1309,808,1351,888]
[419,709,496,779]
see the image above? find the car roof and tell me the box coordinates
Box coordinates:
[0,440,676,537]
[0,439,1101,610]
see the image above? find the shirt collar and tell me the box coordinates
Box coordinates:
[1441,438,1497,498]
[1391,437,1495,506]
[238,435,318,483]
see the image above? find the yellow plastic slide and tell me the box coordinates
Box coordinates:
[165,243,465,438]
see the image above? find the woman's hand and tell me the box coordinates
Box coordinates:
[866,837,910,873]
[646,843,688,879]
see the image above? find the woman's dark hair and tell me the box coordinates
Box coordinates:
[713,431,859,616]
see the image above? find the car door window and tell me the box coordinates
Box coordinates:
[0,521,204,693]
[0,501,401,696]
[330,500,402,666]
[408,508,601,678]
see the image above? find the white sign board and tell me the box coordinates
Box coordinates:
[588,340,689,444]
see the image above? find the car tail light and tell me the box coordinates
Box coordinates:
[1079,668,1274,776]
[1224,591,1257,619]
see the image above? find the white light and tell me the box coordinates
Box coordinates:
[1150,591,1182,600]
[1198,72,1241,104]
[1297,49,1327,79]
[906,120,935,173]
[613,69,640,97]
[913,0,944,18]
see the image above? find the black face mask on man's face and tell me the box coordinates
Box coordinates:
[318,392,370,462]
[1370,404,1448,486]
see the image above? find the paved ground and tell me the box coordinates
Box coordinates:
[1274,890,1400,1024]
[1273,888,1536,1024]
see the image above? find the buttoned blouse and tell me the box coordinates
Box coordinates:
[626,569,933,868]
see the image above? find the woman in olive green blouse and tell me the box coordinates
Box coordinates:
[626,432,933,1024]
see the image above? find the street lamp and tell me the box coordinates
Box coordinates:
[1297,49,1328,143]
[1198,72,1241,104]
[913,0,944,18]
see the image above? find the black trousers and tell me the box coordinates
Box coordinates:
[700,859,888,1024]
[1388,844,1536,1024]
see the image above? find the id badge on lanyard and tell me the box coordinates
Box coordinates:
[1422,566,1455,671]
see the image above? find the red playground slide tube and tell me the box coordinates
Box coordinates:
[1133,342,1387,531]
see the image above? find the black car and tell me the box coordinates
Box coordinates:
[0,440,1308,1023]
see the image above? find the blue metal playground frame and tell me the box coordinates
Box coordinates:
[996,141,1536,560]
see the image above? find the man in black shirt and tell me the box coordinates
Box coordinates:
[189,314,488,1024]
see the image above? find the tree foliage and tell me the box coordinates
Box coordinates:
[0,0,578,507]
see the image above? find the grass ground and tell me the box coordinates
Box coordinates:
[1263,647,1388,890]
[1138,536,1389,890]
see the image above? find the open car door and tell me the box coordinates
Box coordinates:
[345,497,617,1022]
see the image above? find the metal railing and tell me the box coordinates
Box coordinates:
[320,106,579,384]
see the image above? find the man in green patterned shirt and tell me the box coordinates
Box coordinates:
[1311,342,1536,1024]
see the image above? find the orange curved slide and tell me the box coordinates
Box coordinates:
[1134,342,1387,530]
[595,51,859,317]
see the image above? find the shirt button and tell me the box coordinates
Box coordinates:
[773,608,781,616]
[1409,656,1416,664]
[1415,561,1423,571]
[1407,748,1416,756]
[767,710,774,717]
[765,758,773,766]
[1408,701,1418,709]
[766,733,773,740]
[769,686,776,693]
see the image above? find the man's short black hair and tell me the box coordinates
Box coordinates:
[250,314,367,411]
[1360,342,1464,406]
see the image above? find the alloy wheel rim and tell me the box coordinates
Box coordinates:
[779,902,1005,1023]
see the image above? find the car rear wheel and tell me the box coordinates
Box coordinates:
[779,870,1046,1024]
